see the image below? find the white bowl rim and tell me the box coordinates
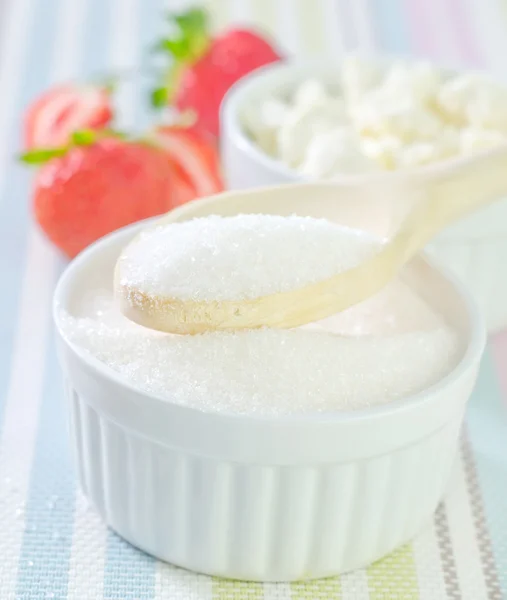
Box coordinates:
[53,187,486,427]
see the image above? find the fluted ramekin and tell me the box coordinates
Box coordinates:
[54,183,485,581]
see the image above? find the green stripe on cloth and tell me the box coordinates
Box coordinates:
[292,577,342,599]
[367,544,420,599]
[212,578,264,599]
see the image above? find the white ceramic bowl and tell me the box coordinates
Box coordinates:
[54,183,485,582]
[221,60,507,333]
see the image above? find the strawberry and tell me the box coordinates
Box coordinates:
[152,8,282,138]
[25,136,175,258]
[152,125,223,196]
[170,161,199,208]
[24,84,113,149]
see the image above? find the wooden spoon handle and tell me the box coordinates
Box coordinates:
[410,147,507,239]
[383,146,507,275]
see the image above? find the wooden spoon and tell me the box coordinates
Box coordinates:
[115,147,507,334]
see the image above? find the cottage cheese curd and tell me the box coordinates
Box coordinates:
[243,56,507,177]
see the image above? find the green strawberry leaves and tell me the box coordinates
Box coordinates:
[20,128,128,165]
[173,7,207,33]
[171,7,209,61]
[154,7,210,63]
[19,147,68,164]
[153,37,190,61]
[150,86,169,108]
[71,129,98,146]
[150,7,211,110]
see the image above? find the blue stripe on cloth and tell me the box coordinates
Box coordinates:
[366,0,413,55]
[337,0,356,51]
[82,0,112,77]
[16,0,114,596]
[16,313,75,600]
[0,0,53,429]
[467,349,507,592]
[104,533,157,600]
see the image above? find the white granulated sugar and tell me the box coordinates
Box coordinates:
[62,283,461,417]
[117,215,377,301]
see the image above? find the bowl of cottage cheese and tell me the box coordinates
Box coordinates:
[220,56,507,331]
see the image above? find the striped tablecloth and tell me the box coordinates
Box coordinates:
[0,0,506,598]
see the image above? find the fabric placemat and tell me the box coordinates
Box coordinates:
[0,0,506,597]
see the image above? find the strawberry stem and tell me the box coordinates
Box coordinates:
[155,7,210,63]
[19,147,68,164]
[20,128,129,166]
[150,86,169,108]
[169,7,210,62]
[71,129,97,146]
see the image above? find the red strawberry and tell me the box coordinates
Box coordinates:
[170,161,199,207]
[153,8,282,138]
[24,85,113,149]
[30,138,175,257]
[153,126,223,196]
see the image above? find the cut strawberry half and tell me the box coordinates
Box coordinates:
[24,84,113,149]
[152,126,223,197]
[169,160,199,207]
